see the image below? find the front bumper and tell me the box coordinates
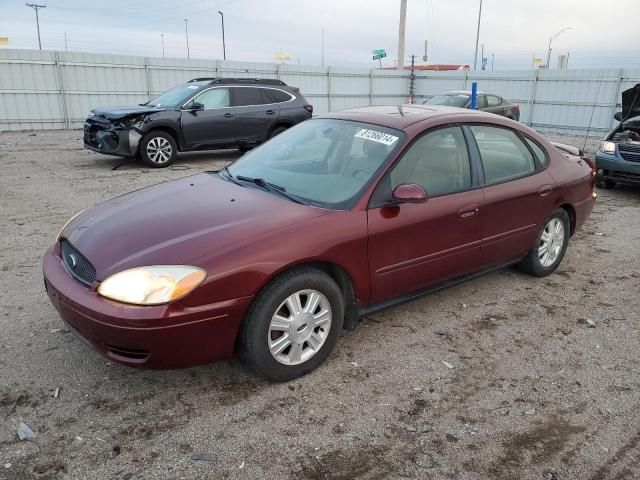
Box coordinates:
[43,244,252,369]
[595,151,640,185]
[83,119,141,158]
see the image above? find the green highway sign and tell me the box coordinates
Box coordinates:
[373,49,386,55]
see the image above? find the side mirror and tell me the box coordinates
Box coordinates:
[613,111,623,122]
[188,102,204,112]
[392,183,428,204]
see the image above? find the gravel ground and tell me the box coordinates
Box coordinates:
[0,129,639,480]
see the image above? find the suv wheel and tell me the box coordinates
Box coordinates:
[270,126,288,139]
[596,178,616,189]
[238,267,344,382]
[518,209,570,277]
[140,131,177,168]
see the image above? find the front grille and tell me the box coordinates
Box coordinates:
[619,143,640,162]
[61,240,96,286]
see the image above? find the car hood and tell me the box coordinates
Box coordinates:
[621,83,640,122]
[63,174,328,279]
[91,105,167,120]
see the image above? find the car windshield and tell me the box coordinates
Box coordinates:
[147,83,205,108]
[426,94,469,107]
[226,119,405,210]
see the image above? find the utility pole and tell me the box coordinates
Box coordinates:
[160,34,165,58]
[408,54,416,104]
[480,44,485,70]
[218,11,226,60]
[64,32,68,52]
[321,27,325,67]
[184,19,190,59]
[26,3,46,51]
[397,0,407,69]
[491,53,494,71]
[473,0,482,70]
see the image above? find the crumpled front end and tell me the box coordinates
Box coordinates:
[83,115,142,158]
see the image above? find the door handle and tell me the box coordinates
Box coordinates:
[265,109,276,115]
[458,203,480,219]
[538,185,553,197]
[223,112,233,118]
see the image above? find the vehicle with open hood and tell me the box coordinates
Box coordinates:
[83,77,313,168]
[595,83,640,188]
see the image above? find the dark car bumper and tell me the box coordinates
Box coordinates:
[83,118,142,158]
[43,243,252,369]
[595,151,640,185]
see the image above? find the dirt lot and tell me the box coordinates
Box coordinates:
[0,129,639,480]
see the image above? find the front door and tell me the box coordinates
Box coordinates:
[467,124,556,266]
[367,126,484,304]
[181,87,236,148]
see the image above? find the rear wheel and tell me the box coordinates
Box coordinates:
[238,267,344,382]
[139,130,177,168]
[596,178,616,189]
[269,125,288,139]
[518,209,570,277]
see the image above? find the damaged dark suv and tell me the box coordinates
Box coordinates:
[84,78,313,167]
[595,83,640,188]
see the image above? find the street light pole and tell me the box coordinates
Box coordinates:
[473,0,482,70]
[218,11,226,61]
[161,33,165,58]
[546,27,571,69]
[26,3,46,51]
[184,19,190,59]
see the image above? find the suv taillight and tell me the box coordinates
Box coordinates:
[304,104,313,114]
[513,103,520,111]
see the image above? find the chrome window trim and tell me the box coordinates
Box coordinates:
[181,85,296,111]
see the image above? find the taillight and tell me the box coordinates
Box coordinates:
[513,103,520,111]
[304,104,313,114]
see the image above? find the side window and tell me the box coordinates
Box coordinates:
[471,125,536,184]
[232,87,266,107]
[476,95,488,109]
[390,127,472,197]
[265,89,293,103]
[524,136,549,167]
[487,95,501,107]
[191,88,229,109]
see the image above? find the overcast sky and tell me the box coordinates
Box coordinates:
[1,0,639,69]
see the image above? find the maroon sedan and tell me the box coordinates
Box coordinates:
[44,105,596,381]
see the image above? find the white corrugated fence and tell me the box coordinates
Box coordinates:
[1,48,638,136]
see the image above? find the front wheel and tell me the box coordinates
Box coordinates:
[238,267,344,382]
[139,131,177,168]
[518,209,570,277]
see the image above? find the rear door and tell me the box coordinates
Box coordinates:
[181,87,236,147]
[231,87,280,142]
[468,124,556,266]
[367,126,484,303]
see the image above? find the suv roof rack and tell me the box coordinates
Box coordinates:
[188,77,287,86]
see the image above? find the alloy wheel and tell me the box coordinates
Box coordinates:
[539,218,565,267]
[268,289,332,366]
[146,137,173,164]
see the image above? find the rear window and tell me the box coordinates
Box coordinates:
[232,87,266,107]
[426,94,469,108]
[524,136,549,167]
[265,89,293,103]
[487,95,502,107]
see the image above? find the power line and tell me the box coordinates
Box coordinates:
[25,3,46,50]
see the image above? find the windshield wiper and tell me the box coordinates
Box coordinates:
[220,166,241,185]
[236,175,308,205]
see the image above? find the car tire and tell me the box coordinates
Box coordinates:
[139,131,177,168]
[269,125,288,139]
[518,209,570,277]
[596,178,616,189]
[238,267,344,382]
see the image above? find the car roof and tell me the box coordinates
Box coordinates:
[320,104,490,129]
[187,77,288,87]
[439,90,495,96]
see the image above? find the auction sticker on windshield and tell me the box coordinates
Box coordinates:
[355,129,399,146]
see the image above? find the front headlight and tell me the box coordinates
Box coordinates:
[57,210,85,240]
[599,141,616,154]
[97,266,206,305]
